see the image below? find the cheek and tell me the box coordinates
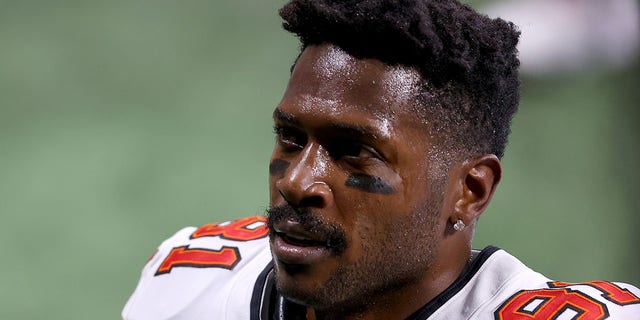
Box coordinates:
[336,191,407,251]
[343,165,404,194]
[344,173,394,194]
[269,182,279,205]
[343,202,411,269]
[268,156,291,201]
[269,159,290,178]
[335,170,407,223]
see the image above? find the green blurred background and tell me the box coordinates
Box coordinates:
[1,1,638,319]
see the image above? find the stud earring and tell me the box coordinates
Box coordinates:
[453,219,466,232]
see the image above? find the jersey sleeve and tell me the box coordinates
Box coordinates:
[122,216,273,320]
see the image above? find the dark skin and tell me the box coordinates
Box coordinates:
[267,43,502,320]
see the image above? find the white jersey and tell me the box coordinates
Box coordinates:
[123,216,640,320]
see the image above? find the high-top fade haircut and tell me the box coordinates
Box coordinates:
[279,0,520,161]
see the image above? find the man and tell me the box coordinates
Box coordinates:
[122,0,640,319]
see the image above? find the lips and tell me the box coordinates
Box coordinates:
[277,232,327,247]
[273,220,328,247]
[270,220,334,265]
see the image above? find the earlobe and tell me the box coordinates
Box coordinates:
[453,154,502,225]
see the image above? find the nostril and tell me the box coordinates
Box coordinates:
[299,195,325,208]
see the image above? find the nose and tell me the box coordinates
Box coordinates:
[275,142,334,208]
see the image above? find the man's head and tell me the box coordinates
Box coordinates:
[280,0,520,161]
[266,0,520,318]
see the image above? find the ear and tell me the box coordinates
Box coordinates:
[453,154,502,225]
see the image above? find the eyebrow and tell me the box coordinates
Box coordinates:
[326,122,378,140]
[273,108,385,141]
[273,108,300,127]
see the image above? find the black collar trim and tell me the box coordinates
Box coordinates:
[250,261,275,320]
[405,245,501,320]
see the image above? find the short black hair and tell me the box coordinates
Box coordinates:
[279,0,520,160]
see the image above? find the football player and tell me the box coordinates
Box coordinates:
[123,0,640,319]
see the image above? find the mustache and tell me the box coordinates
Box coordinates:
[266,204,347,253]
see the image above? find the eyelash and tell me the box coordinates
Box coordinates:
[273,125,384,163]
[273,125,306,150]
[330,142,378,161]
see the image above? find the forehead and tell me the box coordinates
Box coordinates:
[281,44,424,125]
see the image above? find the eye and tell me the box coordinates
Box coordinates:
[329,141,381,162]
[274,125,307,151]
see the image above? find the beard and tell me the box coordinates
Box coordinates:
[265,197,442,316]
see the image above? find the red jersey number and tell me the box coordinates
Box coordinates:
[191,216,269,241]
[155,216,268,276]
[495,288,608,320]
[496,280,640,319]
[155,246,240,275]
[549,281,640,306]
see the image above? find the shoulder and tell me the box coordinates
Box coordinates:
[430,247,640,319]
[493,279,640,319]
[472,248,640,319]
[489,250,640,319]
[122,216,273,320]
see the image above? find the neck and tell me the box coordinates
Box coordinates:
[309,245,472,320]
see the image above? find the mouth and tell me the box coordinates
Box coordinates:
[273,221,329,247]
[276,231,328,247]
[270,220,336,265]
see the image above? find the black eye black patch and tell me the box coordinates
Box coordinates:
[269,159,290,178]
[345,173,394,195]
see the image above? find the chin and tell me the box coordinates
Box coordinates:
[274,264,333,307]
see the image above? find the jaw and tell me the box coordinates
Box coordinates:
[272,254,342,307]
